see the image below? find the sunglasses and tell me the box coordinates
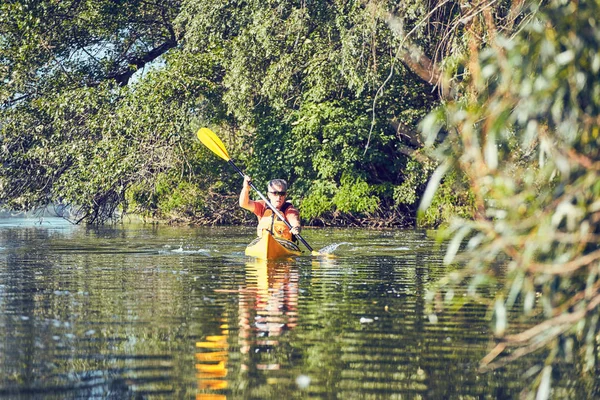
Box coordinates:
[268,191,287,196]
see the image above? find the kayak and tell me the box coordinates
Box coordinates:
[245,231,302,260]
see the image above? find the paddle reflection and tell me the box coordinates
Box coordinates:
[239,259,299,371]
[195,316,229,400]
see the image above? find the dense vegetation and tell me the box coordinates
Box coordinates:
[420,1,600,398]
[2,0,599,398]
[1,0,470,226]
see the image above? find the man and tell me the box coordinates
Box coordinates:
[239,176,301,241]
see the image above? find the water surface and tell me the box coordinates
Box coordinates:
[0,219,585,398]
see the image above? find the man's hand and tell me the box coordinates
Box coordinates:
[290,226,301,236]
[243,175,252,188]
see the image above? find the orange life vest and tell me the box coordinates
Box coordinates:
[255,202,296,241]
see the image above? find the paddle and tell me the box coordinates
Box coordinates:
[196,127,319,255]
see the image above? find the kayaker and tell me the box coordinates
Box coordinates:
[239,176,301,241]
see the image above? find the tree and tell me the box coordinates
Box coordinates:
[178,0,445,225]
[0,0,227,223]
[420,0,600,397]
[1,0,181,96]
[2,0,451,225]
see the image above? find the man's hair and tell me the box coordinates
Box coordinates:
[268,179,288,191]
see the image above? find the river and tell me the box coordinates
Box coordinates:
[0,217,589,399]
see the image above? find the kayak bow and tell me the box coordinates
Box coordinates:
[245,231,302,260]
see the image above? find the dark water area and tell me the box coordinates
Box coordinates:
[0,218,587,399]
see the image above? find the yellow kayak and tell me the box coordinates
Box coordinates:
[245,231,302,260]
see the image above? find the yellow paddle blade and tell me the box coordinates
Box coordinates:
[196,127,231,161]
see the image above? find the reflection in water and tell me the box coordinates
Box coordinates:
[0,225,179,399]
[239,259,298,371]
[196,259,300,399]
[196,318,229,399]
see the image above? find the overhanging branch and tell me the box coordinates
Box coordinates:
[98,38,178,86]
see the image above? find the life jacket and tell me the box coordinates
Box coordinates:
[256,202,295,241]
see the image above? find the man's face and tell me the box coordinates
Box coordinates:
[267,184,287,209]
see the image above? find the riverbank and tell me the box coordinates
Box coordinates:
[2,200,419,229]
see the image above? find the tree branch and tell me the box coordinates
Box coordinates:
[100,38,178,86]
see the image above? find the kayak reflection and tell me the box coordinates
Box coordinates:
[195,259,299,399]
[239,259,299,371]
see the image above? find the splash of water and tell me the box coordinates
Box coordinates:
[160,245,211,255]
[317,242,349,255]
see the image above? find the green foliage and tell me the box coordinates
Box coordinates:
[420,0,600,396]
[1,0,447,226]
[0,45,227,222]
[128,174,204,218]
[333,173,379,214]
[299,180,336,220]
[416,169,475,228]
[393,158,433,205]
[158,181,202,216]
[283,99,396,220]
[175,0,443,225]
[0,0,181,99]
[244,101,384,220]
[289,100,371,180]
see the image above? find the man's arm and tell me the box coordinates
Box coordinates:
[239,175,255,212]
[286,208,301,236]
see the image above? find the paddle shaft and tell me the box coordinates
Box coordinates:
[228,160,315,253]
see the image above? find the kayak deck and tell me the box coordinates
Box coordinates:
[245,231,302,260]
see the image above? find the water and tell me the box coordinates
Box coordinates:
[0,218,586,399]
